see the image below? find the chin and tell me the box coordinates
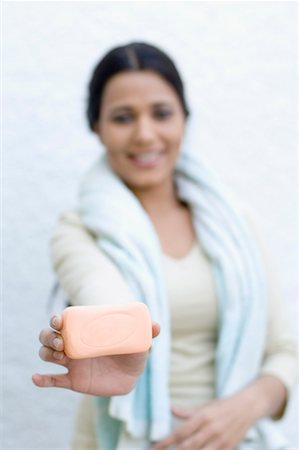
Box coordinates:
[125,174,167,191]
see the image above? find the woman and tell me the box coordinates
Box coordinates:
[32,42,298,449]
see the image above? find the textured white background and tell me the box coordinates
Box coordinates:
[2,1,298,449]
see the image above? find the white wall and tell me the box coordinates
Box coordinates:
[2,1,298,448]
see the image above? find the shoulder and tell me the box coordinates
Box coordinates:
[54,210,91,230]
[51,210,97,244]
[50,210,136,304]
[234,203,265,247]
[50,209,109,269]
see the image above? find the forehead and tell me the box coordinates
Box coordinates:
[101,70,181,109]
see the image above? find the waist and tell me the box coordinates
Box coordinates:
[169,351,216,409]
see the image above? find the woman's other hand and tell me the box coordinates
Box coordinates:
[32,315,160,396]
[150,396,253,450]
[150,374,287,450]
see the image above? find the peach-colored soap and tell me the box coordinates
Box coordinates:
[61,302,152,359]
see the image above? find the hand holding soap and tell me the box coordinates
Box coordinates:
[61,302,152,359]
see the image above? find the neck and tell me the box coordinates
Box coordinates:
[130,178,181,218]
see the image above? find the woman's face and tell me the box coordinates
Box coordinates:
[94,70,186,191]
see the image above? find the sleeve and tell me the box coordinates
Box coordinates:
[242,207,299,418]
[50,211,137,307]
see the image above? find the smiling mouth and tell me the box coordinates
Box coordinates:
[128,150,165,168]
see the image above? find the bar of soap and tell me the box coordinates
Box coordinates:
[61,302,152,359]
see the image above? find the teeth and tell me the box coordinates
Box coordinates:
[133,152,162,162]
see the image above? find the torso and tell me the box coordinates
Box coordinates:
[162,242,218,410]
[150,201,219,412]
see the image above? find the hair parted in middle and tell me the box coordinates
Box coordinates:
[86,42,190,131]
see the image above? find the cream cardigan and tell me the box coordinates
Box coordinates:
[50,210,298,449]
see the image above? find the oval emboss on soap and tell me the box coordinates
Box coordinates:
[80,313,136,348]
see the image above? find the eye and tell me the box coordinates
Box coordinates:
[153,109,173,120]
[111,113,133,123]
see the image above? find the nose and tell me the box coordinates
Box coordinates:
[132,116,156,144]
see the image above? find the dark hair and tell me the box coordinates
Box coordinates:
[86,42,190,131]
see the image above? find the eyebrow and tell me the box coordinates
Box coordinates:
[109,102,173,113]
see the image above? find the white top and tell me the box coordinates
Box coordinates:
[49,211,298,449]
[164,241,218,408]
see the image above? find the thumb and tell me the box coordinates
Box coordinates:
[171,405,197,419]
[152,322,160,339]
[32,373,71,389]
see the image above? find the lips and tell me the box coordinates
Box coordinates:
[128,150,165,168]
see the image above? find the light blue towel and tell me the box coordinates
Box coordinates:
[79,151,288,449]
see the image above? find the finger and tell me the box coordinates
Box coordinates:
[39,346,69,366]
[172,405,197,419]
[32,373,71,389]
[50,314,63,331]
[152,322,160,339]
[200,445,233,450]
[189,423,236,450]
[150,415,200,449]
[176,427,214,450]
[39,329,64,351]
[150,434,175,449]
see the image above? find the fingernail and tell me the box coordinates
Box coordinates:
[53,338,61,349]
[51,316,58,328]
